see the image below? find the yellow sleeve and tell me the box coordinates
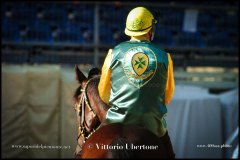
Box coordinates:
[165,53,175,105]
[98,49,112,105]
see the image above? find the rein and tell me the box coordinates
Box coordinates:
[74,78,99,144]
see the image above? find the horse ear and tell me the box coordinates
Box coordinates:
[75,65,87,83]
[88,67,101,79]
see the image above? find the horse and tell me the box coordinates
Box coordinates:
[73,65,174,158]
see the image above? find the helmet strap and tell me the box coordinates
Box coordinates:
[150,20,156,41]
[150,21,156,41]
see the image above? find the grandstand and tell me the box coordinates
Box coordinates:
[1,1,238,89]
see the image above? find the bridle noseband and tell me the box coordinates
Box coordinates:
[74,78,99,143]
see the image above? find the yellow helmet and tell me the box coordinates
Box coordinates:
[125,7,157,36]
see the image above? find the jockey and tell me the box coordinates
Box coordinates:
[98,6,175,156]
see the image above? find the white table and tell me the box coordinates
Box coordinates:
[166,85,223,158]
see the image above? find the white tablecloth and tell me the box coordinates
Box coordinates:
[219,89,239,141]
[219,88,239,158]
[166,85,223,158]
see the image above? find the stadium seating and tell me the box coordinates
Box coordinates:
[154,27,174,47]
[1,1,238,64]
[176,31,205,48]
[2,52,29,63]
[206,32,234,48]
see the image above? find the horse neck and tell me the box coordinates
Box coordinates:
[87,77,109,123]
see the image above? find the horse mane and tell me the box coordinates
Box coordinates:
[89,75,110,108]
[87,75,101,102]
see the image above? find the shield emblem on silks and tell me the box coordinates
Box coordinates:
[132,52,149,76]
[123,46,157,88]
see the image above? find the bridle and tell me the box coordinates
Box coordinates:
[74,78,100,144]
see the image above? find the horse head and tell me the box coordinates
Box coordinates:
[74,65,108,141]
